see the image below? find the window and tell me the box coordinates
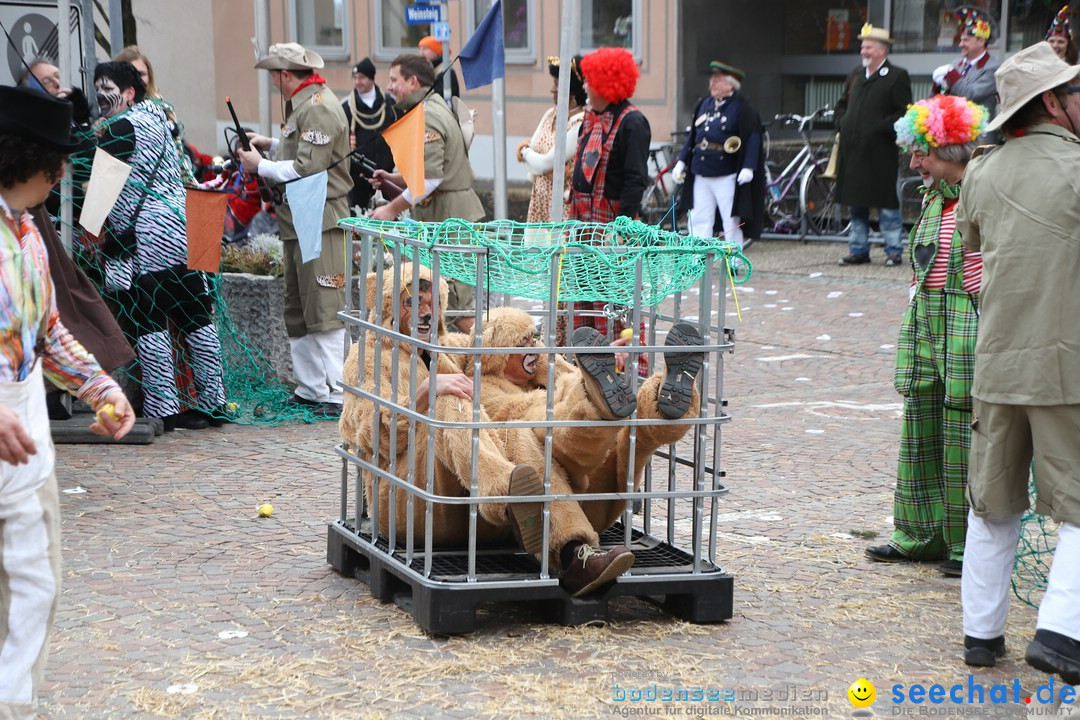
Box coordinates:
[467,0,535,63]
[890,0,1002,54]
[581,0,641,59]
[290,0,349,60]
[1007,3,1072,51]
[783,0,868,55]
[376,0,433,60]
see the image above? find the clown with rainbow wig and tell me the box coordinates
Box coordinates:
[865,94,988,582]
[932,7,999,138]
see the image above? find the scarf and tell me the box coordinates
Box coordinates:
[911,180,961,275]
[291,73,328,97]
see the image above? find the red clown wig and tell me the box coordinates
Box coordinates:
[580,47,639,105]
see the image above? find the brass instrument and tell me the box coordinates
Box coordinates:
[723,136,742,154]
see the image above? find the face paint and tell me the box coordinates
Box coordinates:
[95,78,126,118]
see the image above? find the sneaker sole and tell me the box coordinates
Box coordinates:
[508,465,546,558]
[659,323,704,420]
[572,327,636,419]
[1025,640,1080,685]
[571,549,636,598]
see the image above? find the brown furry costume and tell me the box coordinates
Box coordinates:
[338,265,600,565]
[467,308,701,532]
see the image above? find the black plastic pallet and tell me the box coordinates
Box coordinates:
[326,519,733,634]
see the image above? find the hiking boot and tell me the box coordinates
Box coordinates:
[658,322,704,419]
[838,253,871,266]
[1025,629,1080,685]
[507,465,546,557]
[561,544,635,598]
[572,327,636,419]
[965,635,1006,667]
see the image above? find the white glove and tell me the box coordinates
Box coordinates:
[672,160,686,184]
[737,168,754,185]
[932,64,950,87]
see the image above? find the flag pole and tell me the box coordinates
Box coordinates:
[491,0,507,220]
[549,0,579,223]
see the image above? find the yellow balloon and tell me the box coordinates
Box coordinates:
[257,503,274,517]
[847,679,876,709]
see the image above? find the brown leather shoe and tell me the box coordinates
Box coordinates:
[560,544,635,598]
[507,465,545,557]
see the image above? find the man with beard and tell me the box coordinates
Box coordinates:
[835,23,912,267]
[341,57,397,212]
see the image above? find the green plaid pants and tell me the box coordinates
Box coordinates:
[890,288,976,562]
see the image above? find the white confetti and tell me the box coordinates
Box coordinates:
[817,335,831,341]
[741,287,755,293]
[218,630,249,640]
[795,377,812,382]
[805,428,825,433]
[809,272,823,278]
[827,291,844,299]
[782,307,794,311]
[849,312,865,317]
[63,486,87,494]
[166,684,199,695]
[761,345,775,350]
[758,354,816,362]
[764,303,777,309]
[881,344,895,349]
[830,532,855,540]
[765,290,778,295]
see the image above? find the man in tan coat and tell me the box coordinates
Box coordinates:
[338,264,636,597]
[955,42,1080,682]
[370,54,484,334]
[239,42,351,418]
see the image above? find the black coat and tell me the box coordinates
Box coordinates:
[834,60,911,209]
[677,92,766,240]
[342,86,399,210]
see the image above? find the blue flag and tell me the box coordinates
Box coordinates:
[285,171,328,264]
[458,0,504,90]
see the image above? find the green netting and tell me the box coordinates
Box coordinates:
[1013,474,1057,608]
[339,215,752,306]
[51,113,325,426]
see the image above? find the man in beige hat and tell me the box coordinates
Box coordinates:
[834,23,911,267]
[237,42,351,417]
[955,41,1080,684]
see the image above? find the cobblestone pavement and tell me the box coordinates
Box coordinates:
[40,240,1067,719]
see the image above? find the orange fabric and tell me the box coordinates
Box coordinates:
[185,188,227,272]
[382,103,426,200]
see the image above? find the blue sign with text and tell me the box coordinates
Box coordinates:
[405,5,440,24]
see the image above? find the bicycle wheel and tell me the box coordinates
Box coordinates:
[640,182,669,226]
[801,161,849,236]
[765,160,801,233]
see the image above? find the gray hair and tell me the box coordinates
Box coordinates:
[728,76,742,92]
[933,141,978,165]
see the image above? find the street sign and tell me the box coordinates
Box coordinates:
[411,0,441,4]
[405,5,440,25]
[0,1,84,87]
[432,20,450,42]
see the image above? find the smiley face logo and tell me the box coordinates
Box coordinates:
[848,678,876,708]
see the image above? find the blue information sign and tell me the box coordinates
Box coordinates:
[405,5,441,24]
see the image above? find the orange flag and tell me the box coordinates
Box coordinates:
[382,102,426,200]
[185,188,228,272]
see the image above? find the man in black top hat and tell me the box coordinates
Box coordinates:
[0,85,136,720]
[341,57,398,212]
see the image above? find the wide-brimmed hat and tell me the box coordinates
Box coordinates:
[254,42,324,70]
[707,60,745,82]
[858,23,894,44]
[0,85,79,151]
[986,41,1080,132]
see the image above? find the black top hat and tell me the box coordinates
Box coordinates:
[0,86,79,151]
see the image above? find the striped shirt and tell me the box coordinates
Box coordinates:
[916,200,982,294]
[0,196,118,405]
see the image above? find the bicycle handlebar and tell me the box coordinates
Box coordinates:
[773,106,835,133]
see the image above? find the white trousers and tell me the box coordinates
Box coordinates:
[963,511,1080,640]
[290,328,347,404]
[691,173,743,249]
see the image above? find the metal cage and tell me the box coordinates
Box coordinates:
[327,222,736,633]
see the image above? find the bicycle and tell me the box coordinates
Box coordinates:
[639,131,688,231]
[763,106,849,237]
